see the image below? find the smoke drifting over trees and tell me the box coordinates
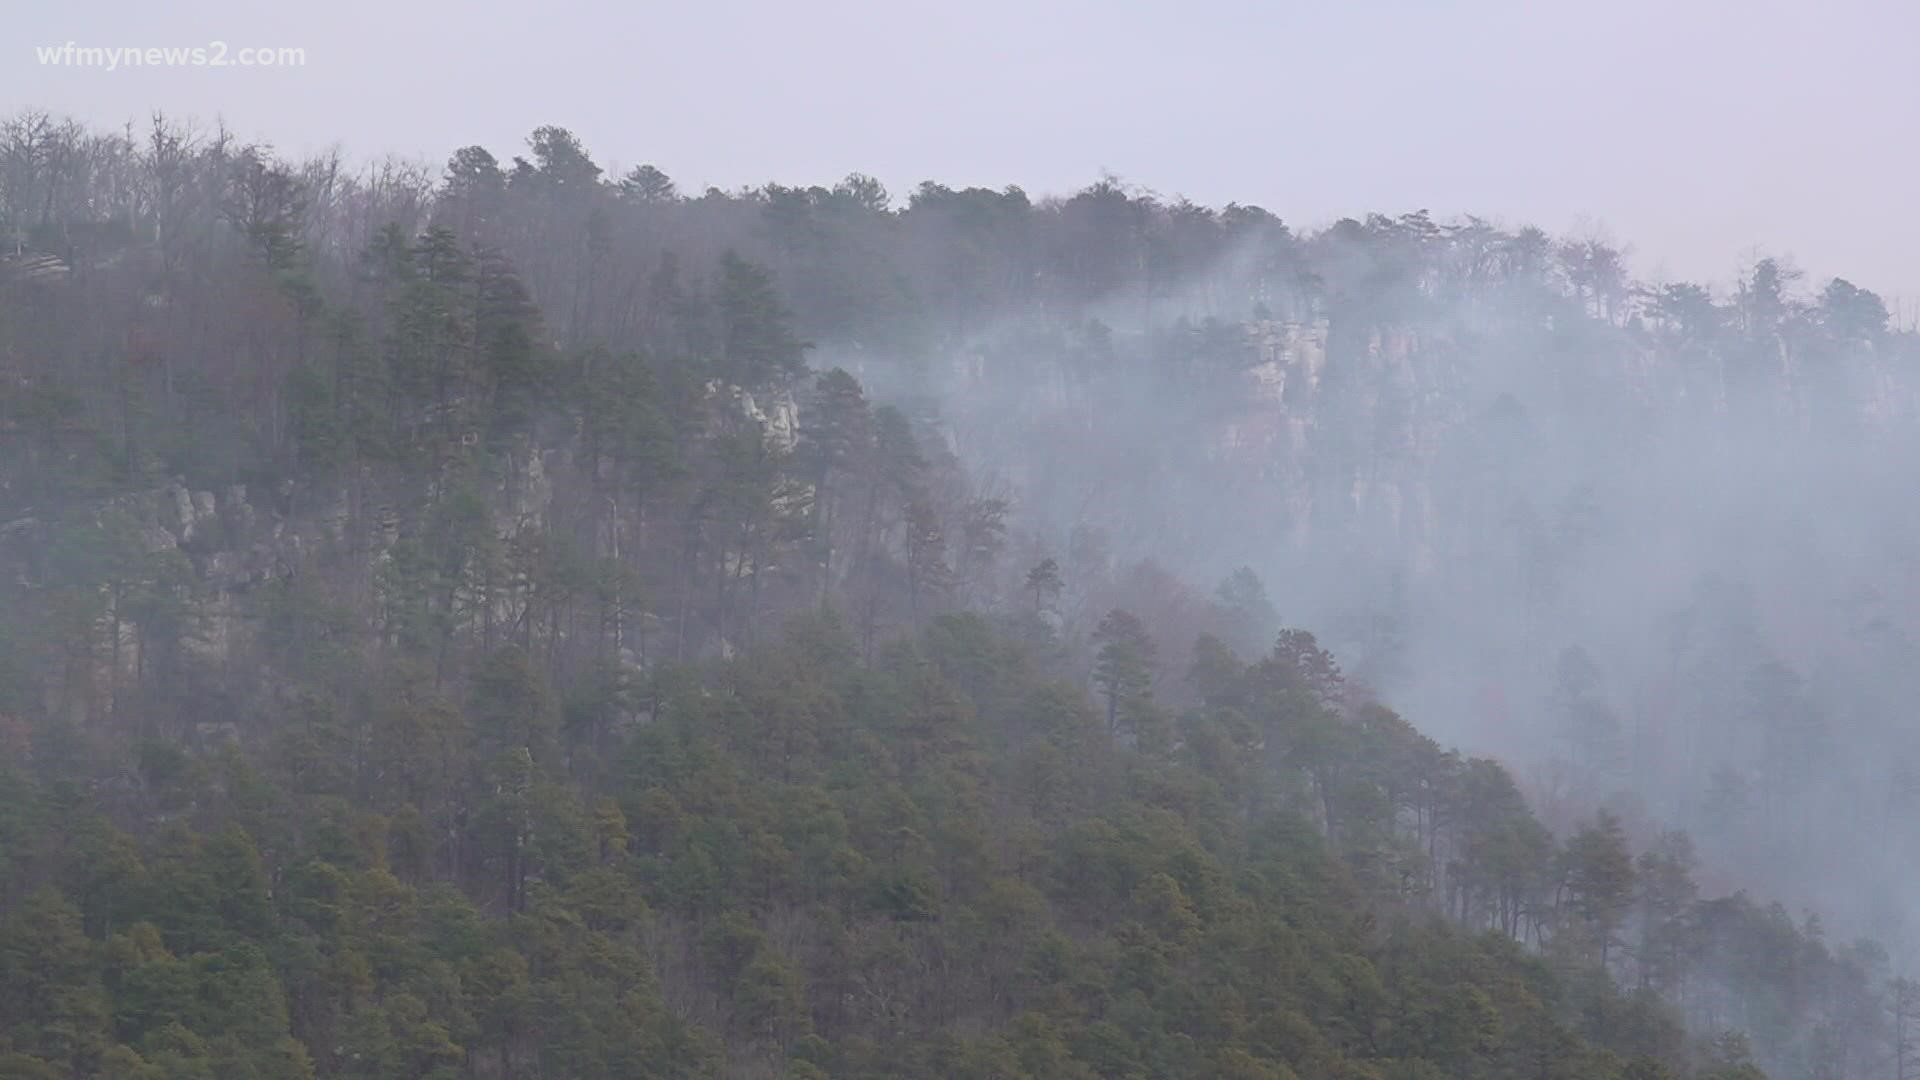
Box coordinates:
[0,112,1915,1078]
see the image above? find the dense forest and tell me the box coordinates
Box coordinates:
[2,111,1918,1078]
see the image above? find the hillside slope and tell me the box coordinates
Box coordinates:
[2,113,1915,1079]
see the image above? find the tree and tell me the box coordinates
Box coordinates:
[716,251,807,388]
[1893,977,1920,1080]
[526,125,601,188]
[1552,645,1626,785]
[443,145,505,238]
[1451,758,1552,938]
[800,368,872,600]
[833,172,890,214]
[955,496,1009,604]
[470,645,556,759]
[618,164,678,204]
[903,495,952,619]
[1215,567,1278,651]
[224,148,306,274]
[1633,830,1698,996]
[1025,557,1064,614]
[0,889,112,1073]
[384,227,476,452]
[1091,609,1155,739]
[1817,277,1886,344]
[471,244,546,440]
[1561,811,1635,969]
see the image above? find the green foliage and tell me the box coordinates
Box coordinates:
[2,596,1786,1077]
[7,113,1908,1080]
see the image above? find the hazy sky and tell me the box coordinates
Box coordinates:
[10,0,1918,306]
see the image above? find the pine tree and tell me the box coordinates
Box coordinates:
[716,251,807,388]
[1091,609,1155,739]
[1561,811,1636,969]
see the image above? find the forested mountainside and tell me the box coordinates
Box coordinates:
[2,112,1919,1078]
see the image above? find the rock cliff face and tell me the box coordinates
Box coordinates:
[938,303,1920,598]
[0,381,815,730]
[3,479,321,725]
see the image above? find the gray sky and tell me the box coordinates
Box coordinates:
[10,0,1918,306]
